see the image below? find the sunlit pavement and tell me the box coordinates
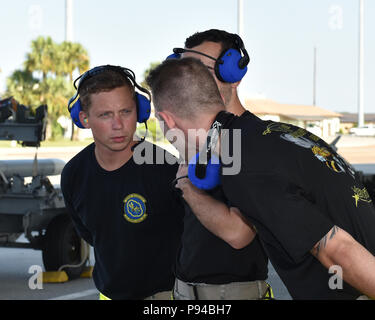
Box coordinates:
[0,239,97,300]
[0,243,290,300]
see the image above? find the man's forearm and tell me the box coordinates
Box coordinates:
[181,182,255,249]
[331,239,375,298]
[312,227,375,298]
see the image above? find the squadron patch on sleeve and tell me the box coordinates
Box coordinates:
[123,193,147,223]
[352,186,372,208]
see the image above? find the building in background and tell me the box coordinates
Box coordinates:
[244,99,341,138]
[340,113,375,134]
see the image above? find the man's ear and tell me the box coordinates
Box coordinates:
[79,111,90,129]
[157,110,176,130]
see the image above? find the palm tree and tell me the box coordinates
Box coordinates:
[5,69,40,106]
[58,41,90,81]
[7,36,90,141]
[57,41,90,140]
[24,36,56,81]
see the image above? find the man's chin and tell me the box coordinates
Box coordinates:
[106,140,133,153]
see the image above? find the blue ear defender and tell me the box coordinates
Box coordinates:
[67,65,151,128]
[214,34,250,83]
[185,111,236,190]
[166,52,181,60]
[68,97,85,129]
[135,92,151,123]
[188,153,221,190]
[170,34,250,83]
[215,48,248,83]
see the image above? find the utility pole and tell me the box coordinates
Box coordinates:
[66,0,75,140]
[313,46,317,106]
[237,0,244,38]
[358,0,365,127]
[237,0,244,99]
[65,0,73,42]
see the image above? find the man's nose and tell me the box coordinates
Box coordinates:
[112,115,123,129]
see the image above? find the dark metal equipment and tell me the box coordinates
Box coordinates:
[0,97,87,279]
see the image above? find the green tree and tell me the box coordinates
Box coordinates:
[38,76,75,140]
[57,41,90,81]
[57,41,90,140]
[136,62,165,143]
[5,36,90,140]
[5,69,40,106]
[24,36,56,81]
[140,61,160,90]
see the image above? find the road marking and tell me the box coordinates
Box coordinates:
[49,289,98,300]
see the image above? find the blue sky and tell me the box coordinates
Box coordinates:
[0,0,374,113]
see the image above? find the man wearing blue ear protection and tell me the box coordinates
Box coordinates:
[146,57,375,300]
[178,29,249,116]
[163,29,271,300]
[61,66,183,300]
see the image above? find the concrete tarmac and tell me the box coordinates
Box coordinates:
[0,243,291,300]
[0,239,97,300]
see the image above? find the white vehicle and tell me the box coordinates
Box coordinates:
[349,124,375,136]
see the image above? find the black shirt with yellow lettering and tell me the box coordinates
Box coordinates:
[220,112,375,299]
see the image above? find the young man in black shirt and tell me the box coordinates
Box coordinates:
[169,29,270,300]
[61,66,183,300]
[146,57,375,300]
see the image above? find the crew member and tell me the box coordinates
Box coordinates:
[61,65,183,300]
[170,29,270,300]
[146,57,375,299]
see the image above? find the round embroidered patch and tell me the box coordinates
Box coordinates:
[123,193,147,223]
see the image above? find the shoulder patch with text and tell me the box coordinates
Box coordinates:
[352,186,372,208]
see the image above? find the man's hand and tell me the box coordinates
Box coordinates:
[175,163,207,196]
[175,163,191,190]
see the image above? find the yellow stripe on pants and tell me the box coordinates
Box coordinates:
[99,292,111,300]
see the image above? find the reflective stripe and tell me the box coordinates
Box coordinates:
[99,292,111,300]
[262,283,275,300]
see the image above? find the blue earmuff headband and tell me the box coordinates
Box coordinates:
[67,65,151,128]
[170,34,250,83]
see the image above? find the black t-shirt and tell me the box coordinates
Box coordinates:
[60,141,184,300]
[220,112,375,299]
[176,186,268,284]
[175,111,269,284]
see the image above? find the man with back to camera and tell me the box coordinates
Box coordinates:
[60,65,183,300]
[166,29,271,300]
[146,57,375,300]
